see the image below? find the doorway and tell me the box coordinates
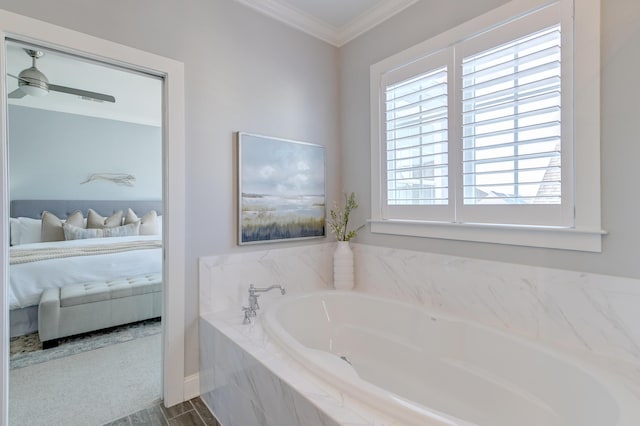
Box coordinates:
[0,9,186,426]
[7,39,163,424]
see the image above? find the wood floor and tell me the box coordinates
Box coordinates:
[102,397,221,426]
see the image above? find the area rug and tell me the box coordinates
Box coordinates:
[10,333,162,426]
[10,318,161,369]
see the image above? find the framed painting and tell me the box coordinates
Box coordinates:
[238,132,326,244]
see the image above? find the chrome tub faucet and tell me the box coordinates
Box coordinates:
[242,284,286,324]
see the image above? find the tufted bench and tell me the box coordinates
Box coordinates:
[38,274,162,349]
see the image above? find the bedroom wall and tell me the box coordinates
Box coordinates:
[8,105,162,201]
[339,0,640,280]
[0,0,340,379]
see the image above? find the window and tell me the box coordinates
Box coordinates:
[371,0,603,251]
[461,25,562,207]
[386,66,448,207]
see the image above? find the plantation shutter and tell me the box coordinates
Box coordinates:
[380,49,453,221]
[460,25,562,206]
[385,66,449,206]
[376,2,573,227]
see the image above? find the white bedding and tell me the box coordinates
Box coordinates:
[9,235,162,310]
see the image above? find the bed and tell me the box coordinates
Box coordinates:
[8,200,163,338]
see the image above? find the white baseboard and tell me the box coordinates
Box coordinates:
[183,373,200,401]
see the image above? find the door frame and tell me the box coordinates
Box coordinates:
[0,9,186,424]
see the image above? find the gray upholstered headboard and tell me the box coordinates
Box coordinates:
[10,200,163,219]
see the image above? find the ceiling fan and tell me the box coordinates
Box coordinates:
[8,49,116,103]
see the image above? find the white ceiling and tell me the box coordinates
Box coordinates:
[6,41,162,127]
[233,0,418,46]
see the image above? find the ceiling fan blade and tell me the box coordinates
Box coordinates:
[49,84,116,103]
[8,73,26,82]
[8,88,26,99]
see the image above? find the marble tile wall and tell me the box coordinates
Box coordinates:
[198,241,640,371]
[199,243,334,316]
[352,243,640,376]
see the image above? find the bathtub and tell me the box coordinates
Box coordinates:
[262,291,639,426]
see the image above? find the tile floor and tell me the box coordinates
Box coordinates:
[102,397,221,426]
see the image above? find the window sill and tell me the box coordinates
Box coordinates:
[369,220,605,252]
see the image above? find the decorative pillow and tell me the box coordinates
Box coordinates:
[63,221,140,240]
[41,211,84,242]
[9,218,17,246]
[87,209,123,229]
[10,217,42,246]
[124,208,159,235]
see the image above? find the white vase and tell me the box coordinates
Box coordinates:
[333,241,354,290]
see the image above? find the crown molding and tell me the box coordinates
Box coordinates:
[337,0,418,46]
[233,0,339,45]
[233,0,419,47]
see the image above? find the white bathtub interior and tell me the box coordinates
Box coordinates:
[263,291,627,426]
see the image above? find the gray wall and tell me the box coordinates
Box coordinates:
[3,0,638,382]
[340,0,640,280]
[9,105,162,200]
[0,0,339,377]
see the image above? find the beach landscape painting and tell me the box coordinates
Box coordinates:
[238,133,326,244]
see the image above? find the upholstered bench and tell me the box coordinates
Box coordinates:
[38,273,162,349]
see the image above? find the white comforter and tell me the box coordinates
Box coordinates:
[9,235,162,310]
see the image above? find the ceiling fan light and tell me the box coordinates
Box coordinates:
[18,66,49,97]
[20,83,48,97]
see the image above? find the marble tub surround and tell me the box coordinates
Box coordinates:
[199,243,404,425]
[199,241,640,423]
[200,311,401,426]
[352,244,640,382]
[199,243,334,316]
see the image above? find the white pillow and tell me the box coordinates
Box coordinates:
[63,221,140,240]
[10,217,42,246]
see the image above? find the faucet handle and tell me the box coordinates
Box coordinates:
[242,306,252,324]
[249,293,260,309]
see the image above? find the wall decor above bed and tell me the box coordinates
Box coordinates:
[80,173,136,186]
[238,132,326,245]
